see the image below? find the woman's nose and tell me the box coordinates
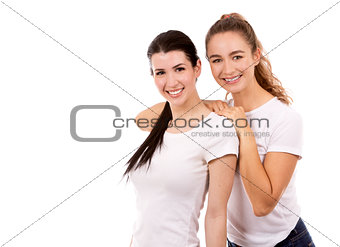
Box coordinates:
[223,61,234,75]
[165,73,178,87]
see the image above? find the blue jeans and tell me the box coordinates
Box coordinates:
[228,218,315,247]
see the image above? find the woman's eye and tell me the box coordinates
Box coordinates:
[175,67,185,72]
[233,56,242,60]
[155,71,165,76]
[212,59,222,63]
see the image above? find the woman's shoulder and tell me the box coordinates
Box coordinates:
[203,112,239,140]
[271,100,302,131]
[203,111,232,127]
[275,99,302,120]
[136,102,166,132]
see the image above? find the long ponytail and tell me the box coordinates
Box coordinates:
[123,102,172,181]
[123,30,199,181]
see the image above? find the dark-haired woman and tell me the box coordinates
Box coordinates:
[124,30,239,247]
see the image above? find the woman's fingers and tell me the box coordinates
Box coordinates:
[216,100,229,111]
[204,100,230,112]
[216,108,232,117]
[203,100,215,111]
[217,101,225,111]
[225,91,230,101]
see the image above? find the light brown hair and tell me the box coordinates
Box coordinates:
[206,13,292,104]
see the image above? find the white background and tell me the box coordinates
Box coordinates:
[0,0,339,246]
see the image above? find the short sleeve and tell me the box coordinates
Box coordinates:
[203,119,239,164]
[267,109,303,159]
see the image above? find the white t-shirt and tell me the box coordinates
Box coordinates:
[226,97,303,247]
[129,112,239,247]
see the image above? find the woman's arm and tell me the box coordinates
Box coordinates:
[205,154,237,247]
[217,106,299,216]
[135,102,165,131]
[239,132,298,216]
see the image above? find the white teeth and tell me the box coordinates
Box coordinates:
[224,75,241,82]
[168,88,183,95]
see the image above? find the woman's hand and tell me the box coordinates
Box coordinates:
[216,104,249,137]
[203,100,228,113]
[204,96,250,137]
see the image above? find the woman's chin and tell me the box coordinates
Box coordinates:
[223,83,245,95]
[167,100,184,107]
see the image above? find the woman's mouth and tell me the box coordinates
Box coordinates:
[166,88,184,97]
[223,75,242,84]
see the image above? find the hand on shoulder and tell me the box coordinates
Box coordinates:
[203,99,228,113]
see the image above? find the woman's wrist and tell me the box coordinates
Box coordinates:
[237,126,252,138]
[238,126,257,147]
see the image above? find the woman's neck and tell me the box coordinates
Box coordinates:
[170,93,210,120]
[232,78,274,112]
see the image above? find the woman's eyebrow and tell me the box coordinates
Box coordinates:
[172,63,186,69]
[154,63,186,71]
[154,68,164,71]
[209,50,245,60]
[229,50,245,56]
[208,54,221,59]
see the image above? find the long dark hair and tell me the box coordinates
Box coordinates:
[123,30,199,181]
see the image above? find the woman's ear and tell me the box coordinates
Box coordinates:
[194,59,202,78]
[253,48,261,66]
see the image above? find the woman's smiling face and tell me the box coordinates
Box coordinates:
[151,50,201,107]
[207,31,260,94]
